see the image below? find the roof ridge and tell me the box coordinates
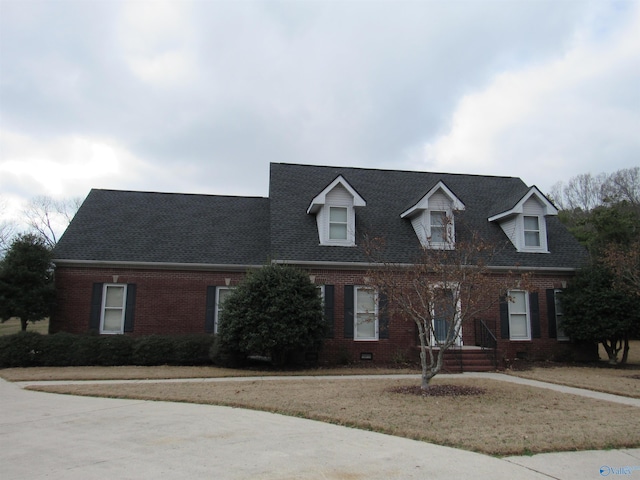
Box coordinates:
[90,188,268,200]
[271,162,520,181]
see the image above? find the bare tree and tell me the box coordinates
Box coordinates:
[562,173,607,211]
[0,197,17,257]
[364,219,525,391]
[602,167,640,206]
[24,196,82,248]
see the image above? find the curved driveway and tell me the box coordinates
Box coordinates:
[1,378,638,479]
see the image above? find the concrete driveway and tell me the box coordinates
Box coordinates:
[1,378,638,479]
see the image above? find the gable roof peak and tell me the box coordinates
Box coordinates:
[488,185,558,222]
[400,180,465,218]
[306,174,366,214]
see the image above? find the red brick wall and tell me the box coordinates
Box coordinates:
[52,265,594,365]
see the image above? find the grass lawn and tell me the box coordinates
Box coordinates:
[22,375,640,456]
[0,318,49,336]
[506,340,640,399]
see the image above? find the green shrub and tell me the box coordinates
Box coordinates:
[172,334,215,365]
[39,332,77,366]
[98,335,135,366]
[0,331,44,367]
[0,333,216,368]
[218,264,325,366]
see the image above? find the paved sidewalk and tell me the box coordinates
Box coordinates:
[3,373,640,479]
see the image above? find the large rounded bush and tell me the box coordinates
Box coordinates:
[218,264,325,366]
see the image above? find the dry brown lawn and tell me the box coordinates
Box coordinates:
[0,364,419,382]
[507,340,640,398]
[24,376,640,456]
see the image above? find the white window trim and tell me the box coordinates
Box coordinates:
[354,286,378,341]
[520,214,548,253]
[508,290,531,341]
[426,209,455,250]
[100,284,127,335]
[214,286,235,334]
[327,205,352,244]
[554,289,570,341]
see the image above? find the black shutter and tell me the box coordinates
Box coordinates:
[379,292,389,339]
[546,289,557,339]
[123,284,136,333]
[324,285,335,339]
[205,286,216,334]
[344,285,354,338]
[499,295,510,339]
[530,292,540,339]
[89,283,103,332]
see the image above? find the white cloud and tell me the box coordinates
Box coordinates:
[0,130,144,198]
[117,1,199,88]
[421,1,640,191]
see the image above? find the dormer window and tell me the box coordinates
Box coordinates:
[329,206,348,240]
[307,175,366,246]
[430,210,447,244]
[400,181,465,250]
[524,216,541,247]
[488,186,558,254]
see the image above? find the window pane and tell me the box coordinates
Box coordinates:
[524,231,541,247]
[554,292,563,315]
[431,226,445,243]
[105,286,125,308]
[356,289,375,313]
[510,291,526,313]
[524,216,539,230]
[431,211,446,226]
[329,223,347,240]
[329,207,347,222]
[218,288,233,304]
[510,314,528,338]
[356,313,376,339]
[103,310,123,332]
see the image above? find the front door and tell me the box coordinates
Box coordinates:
[432,289,462,346]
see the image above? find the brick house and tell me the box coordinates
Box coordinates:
[51,163,593,368]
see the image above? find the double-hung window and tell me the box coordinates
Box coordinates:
[524,216,541,248]
[329,206,348,241]
[101,284,127,334]
[354,287,378,340]
[508,290,531,340]
[429,210,447,244]
[214,287,234,334]
[554,289,569,341]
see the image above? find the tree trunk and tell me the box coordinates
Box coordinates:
[21,318,28,332]
[620,337,630,365]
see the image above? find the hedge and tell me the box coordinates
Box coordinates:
[0,332,216,368]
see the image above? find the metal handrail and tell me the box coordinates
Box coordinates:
[476,318,498,368]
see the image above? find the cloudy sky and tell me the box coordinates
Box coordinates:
[1,0,639,229]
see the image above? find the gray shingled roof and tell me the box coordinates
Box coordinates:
[269,163,587,269]
[54,189,270,265]
[54,163,587,269]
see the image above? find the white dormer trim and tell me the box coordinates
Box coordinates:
[307,175,366,214]
[400,181,465,250]
[400,181,465,219]
[307,176,366,246]
[488,186,558,254]
[487,186,558,223]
